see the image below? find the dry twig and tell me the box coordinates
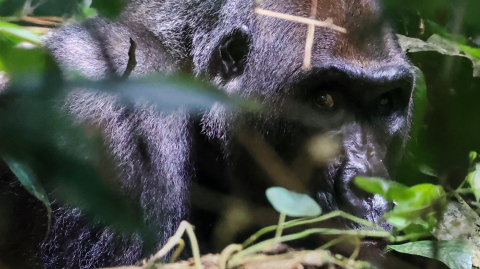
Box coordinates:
[254,0,346,70]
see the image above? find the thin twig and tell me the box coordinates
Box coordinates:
[231,228,391,267]
[274,213,286,238]
[303,24,315,70]
[219,244,243,269]
[348,236,360,261]
[236,127,306,192]
[303,0,318,70]
[31,0,49,10]
[22,16,59,26]
[318,236,347,250]
[144,221,203,269]
[243,210,386,247]
[254,8,346,33]
[169,238,185,263]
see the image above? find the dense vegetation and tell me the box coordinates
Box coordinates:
[0,0,480,268]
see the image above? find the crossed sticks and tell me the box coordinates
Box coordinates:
[254,0,347,70]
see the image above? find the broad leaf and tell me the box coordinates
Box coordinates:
[408,184,445,209]
[418,165,438,178]
[355,177,446,236]
[411,67,428,142]
[398,34,480,77]
[91,0,125,18]
[67,76,261,114]
[266,187,321,217]
[354,177,414,202]
[469,152,478,165]
[3,156,51,234]
[388,240,472,269]
[466,164,480,202]
[0,21,41,45]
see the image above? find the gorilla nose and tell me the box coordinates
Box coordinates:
[334,130,393,224]
[347,146,391,200]
[341,176,391,225]
[364,150,390,181]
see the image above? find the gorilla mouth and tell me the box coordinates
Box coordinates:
[309,160,393,231]
[239,114,394,228]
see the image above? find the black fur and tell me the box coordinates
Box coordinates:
[0,0,415,268]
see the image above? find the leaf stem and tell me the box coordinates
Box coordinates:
[231,228,392,267]
[275,213,286,238]
[243,210,385,247]
[169,238,185,263]
[456,188,473,194]
[144,221,203,269]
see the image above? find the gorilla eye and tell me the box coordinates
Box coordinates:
[313,92,335,109]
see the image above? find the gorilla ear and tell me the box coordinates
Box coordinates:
[210,25,250,80]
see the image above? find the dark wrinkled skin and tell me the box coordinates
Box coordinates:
[0,0,415,268]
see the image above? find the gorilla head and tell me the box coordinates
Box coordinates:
[183,0,414,228]
[1,0,415,268]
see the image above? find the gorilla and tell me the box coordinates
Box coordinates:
[0,0,415,268]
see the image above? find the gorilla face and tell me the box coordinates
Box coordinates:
[195,0,415,227]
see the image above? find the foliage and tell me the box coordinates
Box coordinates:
[398,34,480,77]
[90,0,125,18]
[266,187,321,217]
[0,0,480,268]
[355,177,446,238]
[0,21,41,45]
[466,154,480,202]
[388,240,472,269]
[353,152,480,269]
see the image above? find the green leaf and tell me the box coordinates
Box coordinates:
[266,187,321,217]
[78,0,97,18]
[408,184,445,208]
[0,42,52,87]
[411,67,428,140]
[397,34,480,77]
[458,44,480,60]
[354,177,389,197]
[0,21,41,45]
[469,152,478,165]
[74,75,261,113]
[3,156,51,235]
[0,82,153,240]
[388,240,472,269]
[354,177,414,202]
[91,0,126,18]
[419,165,438,178]
[401,225,431,240]
[83,0,93,7]
[356,177,446,236]
[385,216,408,229]
[467,164,480,202]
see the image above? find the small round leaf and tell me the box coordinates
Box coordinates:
[469,151,477,164]
[266,187,321,217]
